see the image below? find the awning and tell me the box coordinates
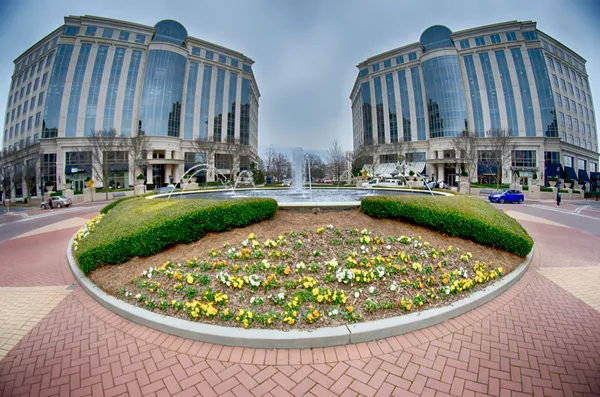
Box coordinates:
[590,172,600,181]
[578,169,590,183]
[564,166,578,181]
[477,162,497,175]
[544,163,563,178]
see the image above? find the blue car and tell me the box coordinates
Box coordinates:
[488,189,524,204]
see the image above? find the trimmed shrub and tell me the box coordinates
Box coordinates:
[76,198,278,273]
[99,193,153,214]
[361,195,533,257]
[540,187,553,192]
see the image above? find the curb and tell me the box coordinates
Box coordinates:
[68,233,532,348]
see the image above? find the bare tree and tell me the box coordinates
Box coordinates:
[129,132,151,189]
[262,147,278,179]
[0,154,12,209]
[272,153,291,182]
[327,139,347,184]
[451,130,479,192]
[193,136,247,183]
[485,129,517,189]
[352,145,378,178]
[305,153,326,180]
[85,129,124,200]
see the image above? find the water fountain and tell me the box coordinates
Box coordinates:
[292,148,304,192]
[233,170,256,190]
[166,163,231,200]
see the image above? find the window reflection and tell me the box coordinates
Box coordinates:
[138,50,186,136]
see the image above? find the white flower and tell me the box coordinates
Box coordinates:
[369,286,376,294]
[354,291,360,298]
[327,225,334,229]
[389,281,398,292]
[278,292,285,300]
[242,240,248,247]
[250,297,256,304]
[248,274,263,287]
[385,245,391,250]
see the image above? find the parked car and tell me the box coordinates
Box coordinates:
[361,178,404,188]
[488,189,524,204]
[41,196,72,209]
[283,179,293,187]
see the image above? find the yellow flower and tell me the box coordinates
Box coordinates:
[171,300,177,305]
[248,232,256,240]
[223,308,230,316]
[247,311,253,319]
[346,306,353,313]
[186,275,194,284]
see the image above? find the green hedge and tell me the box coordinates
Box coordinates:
[99,193,154,214]
[540,187,553,192]
[76,198,278,273]
[361,195,533,257]
[585,191,600,198]
[471,183,510,189]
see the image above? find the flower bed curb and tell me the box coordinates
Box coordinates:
[68,232,532,348]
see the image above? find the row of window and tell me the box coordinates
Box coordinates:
[189,46,250,72]
[547,57,589,91]
[6,92,45,130]
[14,36,59,74]
[4,112,43,141]
[459,30,534,49]
[11,54,53,93]
[541,40,585,73]
[558,111,596,136]
[359,52,419,77]
[1,134,39,154]
[68,25,147,44]
[560,132,596,151]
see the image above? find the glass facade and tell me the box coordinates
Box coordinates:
[479,53,501,132]
[138,50,186,136]
[120,50,142,136]
[240,78,251,145]
[84,45,109,136]
[419,26,454,51]
[494,50,519,136]
[360,82,373,145]
[422,56,466,138]
[398,70,411,142]
[511,48,535,136]
[152,20,188,46]
[199,65,213,141]
[183,62,199,140]
[43,44,74,138]
[528,49,558,137]
[411,67,427,140]
[463,55,484,136]
[373,77,385,144]
[65,43,92,137]
[213,68,226,142]
[385,73,398,143]
[103,47,126,130]
[227,72,238,142]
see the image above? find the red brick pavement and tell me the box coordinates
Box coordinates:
[1,217,600,396]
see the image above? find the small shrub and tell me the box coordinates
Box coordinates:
[361,195,533,257]
[76,197,278,273]
[540,187,553,192]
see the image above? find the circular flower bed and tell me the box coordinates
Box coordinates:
[112,226,506,330]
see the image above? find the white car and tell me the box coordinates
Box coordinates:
[361,178,403,188]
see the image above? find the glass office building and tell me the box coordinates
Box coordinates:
[351,21,598,187]
[1,15,259,199]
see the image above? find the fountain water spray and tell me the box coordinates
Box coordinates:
[292,148,304,192]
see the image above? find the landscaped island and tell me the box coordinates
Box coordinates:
[73,194,532,330]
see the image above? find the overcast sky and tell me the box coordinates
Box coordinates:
[1,0,599,155]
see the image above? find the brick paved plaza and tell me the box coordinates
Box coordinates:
[0,207,599,396]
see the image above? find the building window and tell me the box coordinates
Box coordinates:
[396,55,404,64]
[583,139,587,148]
[547,58,555,70]
[567,115,572,129]
[383,59,392,68]
[561,132,567,141]
[28,116,33,130]
[118,31,130,41]
[135,34,146,44]
[359,69,368,77]
[405,152,426,162]
[102,28,114,39]
[85,26,97,36]
[231,59,239,68]
[218,54,226,64]
[33,77,39,91]
[243,64,251,73]
[557,94,562,107]
[23,100,28,114]
[26,82,31,94]
[38,92,44,106]
[408,52,417,61]
[575,87,580,99]
[556,62,563,74]
[490,34,501,44]
[379,154,398,164]
[191,47,201,56]
[512,150,536,167]
[30,98,35,111]
[522,31,538,41]
[214,153,233,170]
[459,39,470,49]
[506,32,517,41]
[372,64,380,72]
[35,112,41,127]
[559,112,565,126]
[63,26,79,36]
[205,50,214,60]
[560,79,566,91]
[42,73,48,86]
[475,36,486,46]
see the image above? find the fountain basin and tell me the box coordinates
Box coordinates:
[151,187,451,208]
